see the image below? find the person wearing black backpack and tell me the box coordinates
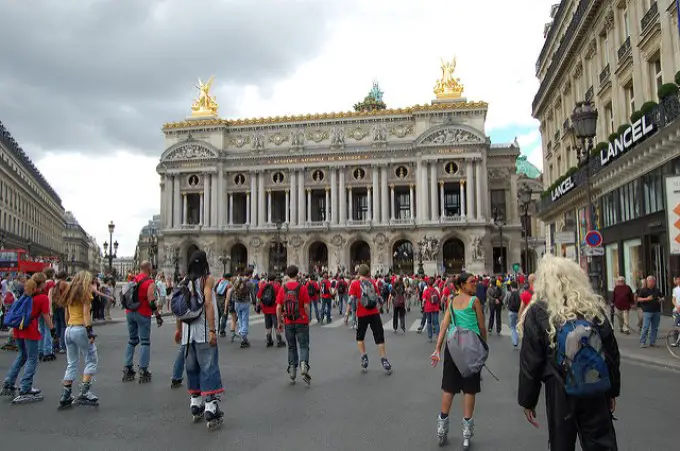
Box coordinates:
[336,276,348,317]
[258,275,285,348]
[306,276,321,323]
[389,277,407,333]
[505,282,521,349]
[518,255,620,451]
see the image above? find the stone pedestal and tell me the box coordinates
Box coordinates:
[422,260,439,277]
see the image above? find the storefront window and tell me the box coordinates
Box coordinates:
[623,239,643,289]
[605,243,619,292]
[643,168,663,215]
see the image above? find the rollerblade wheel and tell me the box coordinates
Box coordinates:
[438,435,447,447]
[462,438,470,450]
[207,418,223,430]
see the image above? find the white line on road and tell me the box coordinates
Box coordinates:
[409,319,422,332]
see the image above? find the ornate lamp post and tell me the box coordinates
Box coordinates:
[104,221,118,274]
[518,184,534,274]
[26,240,32,259]
[571,101,598,280]
[218,254,231,276]
[173,248,180,283]
[492,208,506,274]
[269,221,288,275]
[148,232,158,270]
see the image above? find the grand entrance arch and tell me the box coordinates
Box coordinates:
[442,238,465,274]
[308,241,328,274]
[268,242,287,275]
[350,240,371,273]
[392,240,414,274]
[230,243,248,275]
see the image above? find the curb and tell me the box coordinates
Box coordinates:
[619,350,680,371]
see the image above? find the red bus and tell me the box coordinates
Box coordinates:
[0,249,51,274]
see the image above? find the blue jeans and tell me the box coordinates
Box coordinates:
[4,338,39,392]
[338,294,347,315]
[285,324,310,367]
[53,308,66,352]
[125,311,152,369]
[508,312,519,347]
[310,300,320,321]
[38,316,53,355]
[63,326,98,381]
[235,302,250,340]
[172,345,186,380]
[185,342,223,396]
[640,311,661,345]
[321,298,332,322]
[426,311,440,340]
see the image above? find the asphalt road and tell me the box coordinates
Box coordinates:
[0,311,677,451]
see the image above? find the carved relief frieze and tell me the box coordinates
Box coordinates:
[371,124,388,144]
[166,144,215,161]
[422,128,482,145]
[252,133,265,150]
[584,38,597,60]
[330,126,345,147]
[269,133,289,146]
[305,129,329,143]
[572,60,584,79]
[229,135,251,148]
[349,126,369,141]
[389,123,414,138]
[289,129,305,148]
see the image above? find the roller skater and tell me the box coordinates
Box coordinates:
[436,415,449,446]
[171,378,183,389]
[12,388,44,404]
[287,365,297,384]
[74,381,98,406]
[360,354,369,372]
[174,250,225,430]
[300,361,311,385]
[137,368,152,384]
[381,357,393,375]
[204,395,224,429]
[1,382,16,396]
[462,418,474,450]
[58,385,74,409]
[122,366,136,382]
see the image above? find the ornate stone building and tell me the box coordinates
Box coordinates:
[157,61,528,277]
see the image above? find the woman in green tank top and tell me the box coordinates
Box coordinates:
[430,273,487,446]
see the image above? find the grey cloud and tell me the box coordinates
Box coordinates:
[0,0,358,157]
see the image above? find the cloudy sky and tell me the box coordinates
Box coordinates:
[0,0,552,256]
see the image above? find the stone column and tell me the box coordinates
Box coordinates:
[481,156,488,219]
[415,160,421,222]
[390,185,396,220]
[199,193,204,226]
[372,166,380,223]
[429,162,438,222]
[285,190,290,224]
[466,160,474,218]
[475,160,483,220]
[245,192,251,225]
[380,165,388,223]
[211,172,218,227]
[306,189,312,223]
[250,172,257,226]
[298,171,305,225]
[460,180,466,217]
[348,187,353,221]
[203,174,210,226]
[325,188,330,222]
[289,171,297,226]
[257,172,265,227]
[409,184,415,219]
[439,181,445,218]
[330,168,338,224]
[421,162,429,222]
[339,169,346,224]
[367,187,373,222]
[267,190,272,224]
[217,170,224,228]
[228,193,234,225]
[173,175,180,228]
[510,173,518,222]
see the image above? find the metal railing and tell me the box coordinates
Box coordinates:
[599,64,610,86]
[641,1,659,33]
[617,36,631,61]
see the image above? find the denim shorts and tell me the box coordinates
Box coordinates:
[185,342,223,396]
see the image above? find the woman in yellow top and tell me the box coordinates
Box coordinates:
[58,271,99,408]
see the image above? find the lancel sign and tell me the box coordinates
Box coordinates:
[600,115,655,167]
[551,176,575,201]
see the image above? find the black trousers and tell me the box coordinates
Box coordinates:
[392,306,406,331]
[544,378,618,451]
[488,301,502,332]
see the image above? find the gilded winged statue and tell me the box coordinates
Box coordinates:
[191,76,219,116]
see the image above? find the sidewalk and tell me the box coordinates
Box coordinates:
[614,326,680,371]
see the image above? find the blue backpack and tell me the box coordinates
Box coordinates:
[2,294,34,329]
[216,279,229,296]
[556,319,611,397]
[171,277,206,324]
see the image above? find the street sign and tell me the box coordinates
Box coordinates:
[512,263,520,273]
[584,230,603,247]
[583,247,604,257]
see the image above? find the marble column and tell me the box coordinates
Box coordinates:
[481,156,488,219]
[203,174,210,226]
[245,192,251,225]
[211,172,218,227]
[460,180,466,217]
[217,170,224,228]
[380,165,388,223]
[510,173,518,222]
[466,160,474,219]
[285,190,290,224]
[439,182,445,218]
[339,169,346,224]
[325,188,330,222]
[330,168,338,224]
[306,189,312,223]
[372,166,380,223]
[348,187,353,221]
[182,192,188,225]
[390,185,396,220]
[257,172,265,227]
[367,187,373,222]
[250,172,257,226]
[415,160,421,222]
[173,175,180,228]
[267,190,272,224]
[289,171,297,226]
[298,171,305,225]
[475,160,483,220]
[429,162,438,222]
[409,184,415,219]
[421,162,429,222]
[199,193,204,226]
[228,193,234,225]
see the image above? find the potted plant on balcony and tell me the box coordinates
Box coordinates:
[640,101,658,115]
[608,132,619,143]
[591,142,608,159]
[630,110,644,123]
[675,70,680,86]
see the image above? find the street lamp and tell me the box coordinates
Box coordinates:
[270,221,288,275]
[104,221,118,274]
[173,247,180,283]
[518,184,534,274]
[148,232,158,270]
[26,240,32,258]
[492,208,506,274]
[218,254,231,275]
[571,101,598,281]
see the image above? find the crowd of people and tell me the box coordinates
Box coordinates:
[6,251,680,448]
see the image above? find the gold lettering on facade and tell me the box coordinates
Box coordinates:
[266,154,371,165]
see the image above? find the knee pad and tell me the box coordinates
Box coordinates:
[140,338,151,347]
[128,338,140,347]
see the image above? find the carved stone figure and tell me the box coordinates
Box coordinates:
[289,129,305,147]
[330,127,345,146]
[191,76,219,117]
[306,129,328,143]
[289,235,303,248]
[330,234,346,248]
[166,144,214,161]
[423,128,480,145]
[350,126,368,141]
[269,134,288,146]
[471,236,484,262]
[252,133,265,150]
[417,236,439,261]
[374,233,387,250]
[371,124,388,143]
[249,237,262,249]
[230,135,251,148]
[389,124,414,138]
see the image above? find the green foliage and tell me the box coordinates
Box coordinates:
[640,101,658,114]
[616,124,630,136]
[675,70,680,86]
[630,110,643,123]
[608,133,619,143]
[591,142,608,158]
[541,166,580,199]
[658,83,679,100]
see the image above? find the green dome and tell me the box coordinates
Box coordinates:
[516,154,541,179]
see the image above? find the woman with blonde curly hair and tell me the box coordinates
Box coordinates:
[58,270,99,408]
[518,254,620,451]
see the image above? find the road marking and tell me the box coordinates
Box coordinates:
[409,319,422,332]
[321,320,345,328]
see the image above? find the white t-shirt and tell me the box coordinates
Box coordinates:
[181,277,219,345]
[0,279,7,297]
[673,286,680,312]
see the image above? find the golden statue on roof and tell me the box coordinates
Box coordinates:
[434,57,464,100]
[191,76,219,117]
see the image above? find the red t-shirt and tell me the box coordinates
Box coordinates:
[14,293,49,341]
[276,280,310,325]
[126,273,154,317]
[520,288,533,306]
[258,282,279,315]
[422,286,441,313]
[320,279,333,299]
[349,279,380,318]
[306,281,320,301]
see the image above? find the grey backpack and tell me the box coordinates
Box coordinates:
[446,296,489,378]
